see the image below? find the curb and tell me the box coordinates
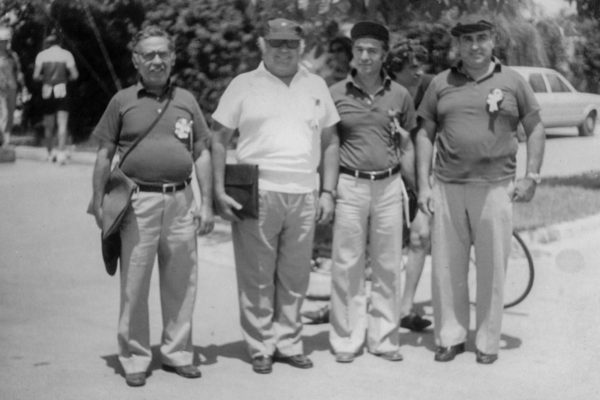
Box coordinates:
[15,145,96,165]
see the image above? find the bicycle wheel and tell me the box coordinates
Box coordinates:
[468,231,535,309]
[503,231,534,308]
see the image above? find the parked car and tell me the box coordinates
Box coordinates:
[511,66,599,136]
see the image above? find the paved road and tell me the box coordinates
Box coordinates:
[1,156,599,399]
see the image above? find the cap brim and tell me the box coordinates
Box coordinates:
[264,33,302,40]
[451,23,494,37]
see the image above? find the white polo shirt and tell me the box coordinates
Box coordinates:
[212,62,340,193]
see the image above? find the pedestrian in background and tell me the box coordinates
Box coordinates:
[211,18,340,374]
[385,38,433,332]
[328,21,416,364]
[33,34,78,164]
[0,25,26,148]
[415,17,545,364]
[91,25,213,387]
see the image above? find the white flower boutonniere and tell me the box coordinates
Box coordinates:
[486,88,504,113]
[174,117,193,140]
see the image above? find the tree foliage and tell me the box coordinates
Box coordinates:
[2,0,600,142]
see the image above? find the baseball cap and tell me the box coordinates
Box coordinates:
[263,18,303,41]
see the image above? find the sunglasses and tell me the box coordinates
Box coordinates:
[135,50,172,62]
[267,39,300,49]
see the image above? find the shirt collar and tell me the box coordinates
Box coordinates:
[136,79,174,99]
[256,61,308,82]
[345,68,392,93]
[451,57,502,81]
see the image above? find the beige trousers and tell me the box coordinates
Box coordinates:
[431,179,513,354]
[118,187,198,374]
[330,174,404,355]
[231,190,316,358]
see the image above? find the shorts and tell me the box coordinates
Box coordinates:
[41,95,69,115]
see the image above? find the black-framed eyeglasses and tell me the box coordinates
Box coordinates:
[135,50,172,62]
[267,39,300,49]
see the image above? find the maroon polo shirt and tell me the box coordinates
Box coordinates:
[418,60,540,183]
[93,82,210,184]
[330,70,417,171]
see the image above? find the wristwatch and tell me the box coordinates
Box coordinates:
[321,189,337,198]
[525,172,542,184]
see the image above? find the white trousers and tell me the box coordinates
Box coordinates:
[330,173,404,355]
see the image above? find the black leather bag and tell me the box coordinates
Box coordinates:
[224,164,259,219]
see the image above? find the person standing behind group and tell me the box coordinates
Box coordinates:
[385,38,433,332]
[328,21,417,364]
[211,18,340,375]
[0,25,26,148]
[415,17,544,364]
[33,34,78,165]
[91,25,214,387]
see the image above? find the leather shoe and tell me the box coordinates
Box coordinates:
[476,349,498,364]
[375,350,404,362]
[434,342,466,362]
[273,353,313,369]
[252,355,273,374]
[162,364,202,379]
[125,372,146,387]
[400,313,432,332]
[335,352,355,363]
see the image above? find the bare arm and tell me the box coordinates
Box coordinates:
[68,63,79,81]
[211,121,242,221]
[415,119,437,215]
[317,125,339,225]
[513,113,545,202]
[91,141,117,229]
[193,145,214,235]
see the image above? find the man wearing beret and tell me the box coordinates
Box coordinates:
[328,21,416,363]
[415,17,545,364]
[212,18,340,374]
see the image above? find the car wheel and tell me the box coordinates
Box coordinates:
[578,111,596,136]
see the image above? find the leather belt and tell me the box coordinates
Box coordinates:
[137,178,191,193]
[339,165,401,181]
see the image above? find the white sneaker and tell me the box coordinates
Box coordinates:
[57,151,67,165]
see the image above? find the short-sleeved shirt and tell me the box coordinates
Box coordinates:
[330,71,417,171]
[212,62,340,193]
[93,82,210,185]
[34,45,75,86]
[418,59,540,183]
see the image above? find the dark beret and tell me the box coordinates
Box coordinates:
[450,18,494,37]
[351,21,389,44]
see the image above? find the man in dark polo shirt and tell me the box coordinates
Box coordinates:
[91,26,214,387]
[415,17,545,364]
[328,21,416,364]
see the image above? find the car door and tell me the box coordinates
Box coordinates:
[543,71,580,126]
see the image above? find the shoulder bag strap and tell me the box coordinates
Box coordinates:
[118,87,174,167]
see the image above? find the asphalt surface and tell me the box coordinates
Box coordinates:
[1,146,600,399]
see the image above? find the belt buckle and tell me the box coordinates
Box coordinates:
[162,183,176,193]
[370,171,375,181]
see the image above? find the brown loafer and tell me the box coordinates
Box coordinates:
[273,353,313,369]
[335,352,356,363]
[434,342,466,362]
[376,350,404,362]
[125,372,146,387]
[252,355,273,374]
[476,349,498,364]
[162,364,202,379]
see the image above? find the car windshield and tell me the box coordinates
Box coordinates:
[546,73,571,93]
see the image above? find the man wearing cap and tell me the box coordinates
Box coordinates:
[91,26,213,387]
[33,34,78,165]
[328,21,416,364]
[212,18,340,374]
[415,17,545,364]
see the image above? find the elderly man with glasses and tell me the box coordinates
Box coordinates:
[212,18,340,374]
[91,25,214,387]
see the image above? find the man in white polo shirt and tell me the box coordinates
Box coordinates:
[212,18,340,374]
